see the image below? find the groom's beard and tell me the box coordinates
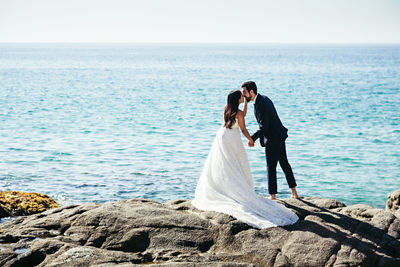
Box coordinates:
[245,96,252,102]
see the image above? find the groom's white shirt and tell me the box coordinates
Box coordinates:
[254,93,259,104]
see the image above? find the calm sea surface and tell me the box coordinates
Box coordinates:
[0,43,399,209]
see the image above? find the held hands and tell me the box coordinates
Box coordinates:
[248,138,254,147]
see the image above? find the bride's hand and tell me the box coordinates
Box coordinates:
[248,139,254,147]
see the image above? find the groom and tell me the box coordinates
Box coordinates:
[241,81,299,200]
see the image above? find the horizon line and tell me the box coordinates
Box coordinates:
[0,41,400,45]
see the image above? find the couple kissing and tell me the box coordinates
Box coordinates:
[192,81,299,229]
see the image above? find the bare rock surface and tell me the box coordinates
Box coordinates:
[0,194,399,267]
[387,189,400,216]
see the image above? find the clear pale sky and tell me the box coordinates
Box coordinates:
[0,0,399,43]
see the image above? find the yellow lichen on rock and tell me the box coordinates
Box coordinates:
[0,191,60,216]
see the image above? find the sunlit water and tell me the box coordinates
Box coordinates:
[0,43,399,209]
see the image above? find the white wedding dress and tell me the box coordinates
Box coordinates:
[192,119,298,229]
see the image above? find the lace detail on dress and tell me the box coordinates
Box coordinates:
[222,115,239,129]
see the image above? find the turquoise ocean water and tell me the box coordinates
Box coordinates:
[0,43,399,209]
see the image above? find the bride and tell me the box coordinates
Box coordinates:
[192,90,298,229]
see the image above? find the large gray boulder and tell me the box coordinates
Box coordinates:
[0,196,399,267]
[387,189,400,218]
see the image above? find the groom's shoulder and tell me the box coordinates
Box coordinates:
[259,94,272,104]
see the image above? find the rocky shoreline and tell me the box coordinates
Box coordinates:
[0,190,399,266]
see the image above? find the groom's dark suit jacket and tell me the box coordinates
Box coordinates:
[251,94,288,147]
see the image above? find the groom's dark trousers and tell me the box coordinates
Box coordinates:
[265,140,296,194]
[251,94,297,195]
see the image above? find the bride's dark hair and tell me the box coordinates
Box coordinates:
[224,90,242,129]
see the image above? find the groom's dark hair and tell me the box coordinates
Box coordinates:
[241,81,257,95]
